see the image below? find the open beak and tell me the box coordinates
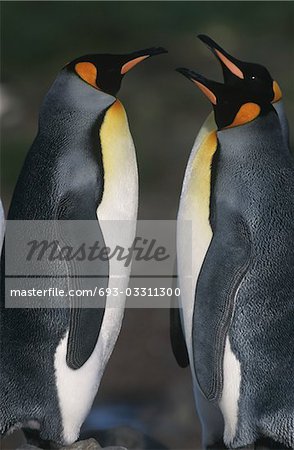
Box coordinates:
[176,67,203,82]
[198,34,245,81]
[121,47,168,74]
[176,68,218,105]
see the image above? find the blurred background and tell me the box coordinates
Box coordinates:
[1,2,293,449]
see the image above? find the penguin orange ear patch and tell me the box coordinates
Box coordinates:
[215,49,244,79]
[272,81,282,103]
[75,62,98,89]
[193,80,217,105]
[121,56,149,74]
[225,102,261,129]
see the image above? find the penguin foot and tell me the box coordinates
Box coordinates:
[22,428,56,449]
[205,439,226,450]
[204,437,289,450]
[253,437,290,449]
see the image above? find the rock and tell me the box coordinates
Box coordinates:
[16,446,40,450]
[60,439,101,450]
[13,437,126,450]
[81,427,166,449]
[1,429,27,450]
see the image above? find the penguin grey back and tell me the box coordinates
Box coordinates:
[8,70,116,220]
[194,109,294,447]
[0,70,115,441]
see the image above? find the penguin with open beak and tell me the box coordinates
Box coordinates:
[176,65,294,448]
[171,35,290,370]
[171,37,292,447]
[0,47,167,445]
[198,34,290,147]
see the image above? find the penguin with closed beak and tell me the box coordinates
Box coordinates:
[176,67,294,448]
[0,47,167,445]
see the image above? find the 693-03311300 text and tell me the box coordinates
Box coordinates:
[9,287,181,298]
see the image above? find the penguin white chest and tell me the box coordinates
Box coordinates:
[177,113,241,443]
[96,98,139,355]
[54,100,138,444]
[177,112,216,363]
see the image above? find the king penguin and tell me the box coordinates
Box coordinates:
[176,66,294,448]
[197,34,290,148]
[170,37,292,447]
[171,35,290,368]
[0,47,167,445]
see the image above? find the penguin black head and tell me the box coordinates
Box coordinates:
[197,34,282,104]
[66,47,167,97]
[177,67,273,130]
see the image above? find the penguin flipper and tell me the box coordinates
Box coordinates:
[66,221,108,370]
[0,199,5,253]
[170,296,190,368]
[192,214,251,401]
[57,201,108,370]
[67,301,107,370]
[169,259,189,368]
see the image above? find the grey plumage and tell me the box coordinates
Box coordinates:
[194,109,294,448]
[0,70,114,443]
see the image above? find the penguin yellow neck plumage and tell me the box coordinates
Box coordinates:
[97,99,138,221]
[189,130,217,226]
[179,112,217,241]
[273,80,282,103]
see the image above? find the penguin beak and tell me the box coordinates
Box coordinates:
[198,34,245,80]
[176,68,218,105]
[121,47,168,75]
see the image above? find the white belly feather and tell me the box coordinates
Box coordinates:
[54,100,138,444]
[177,111,216,364]
[177,112,241,442]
